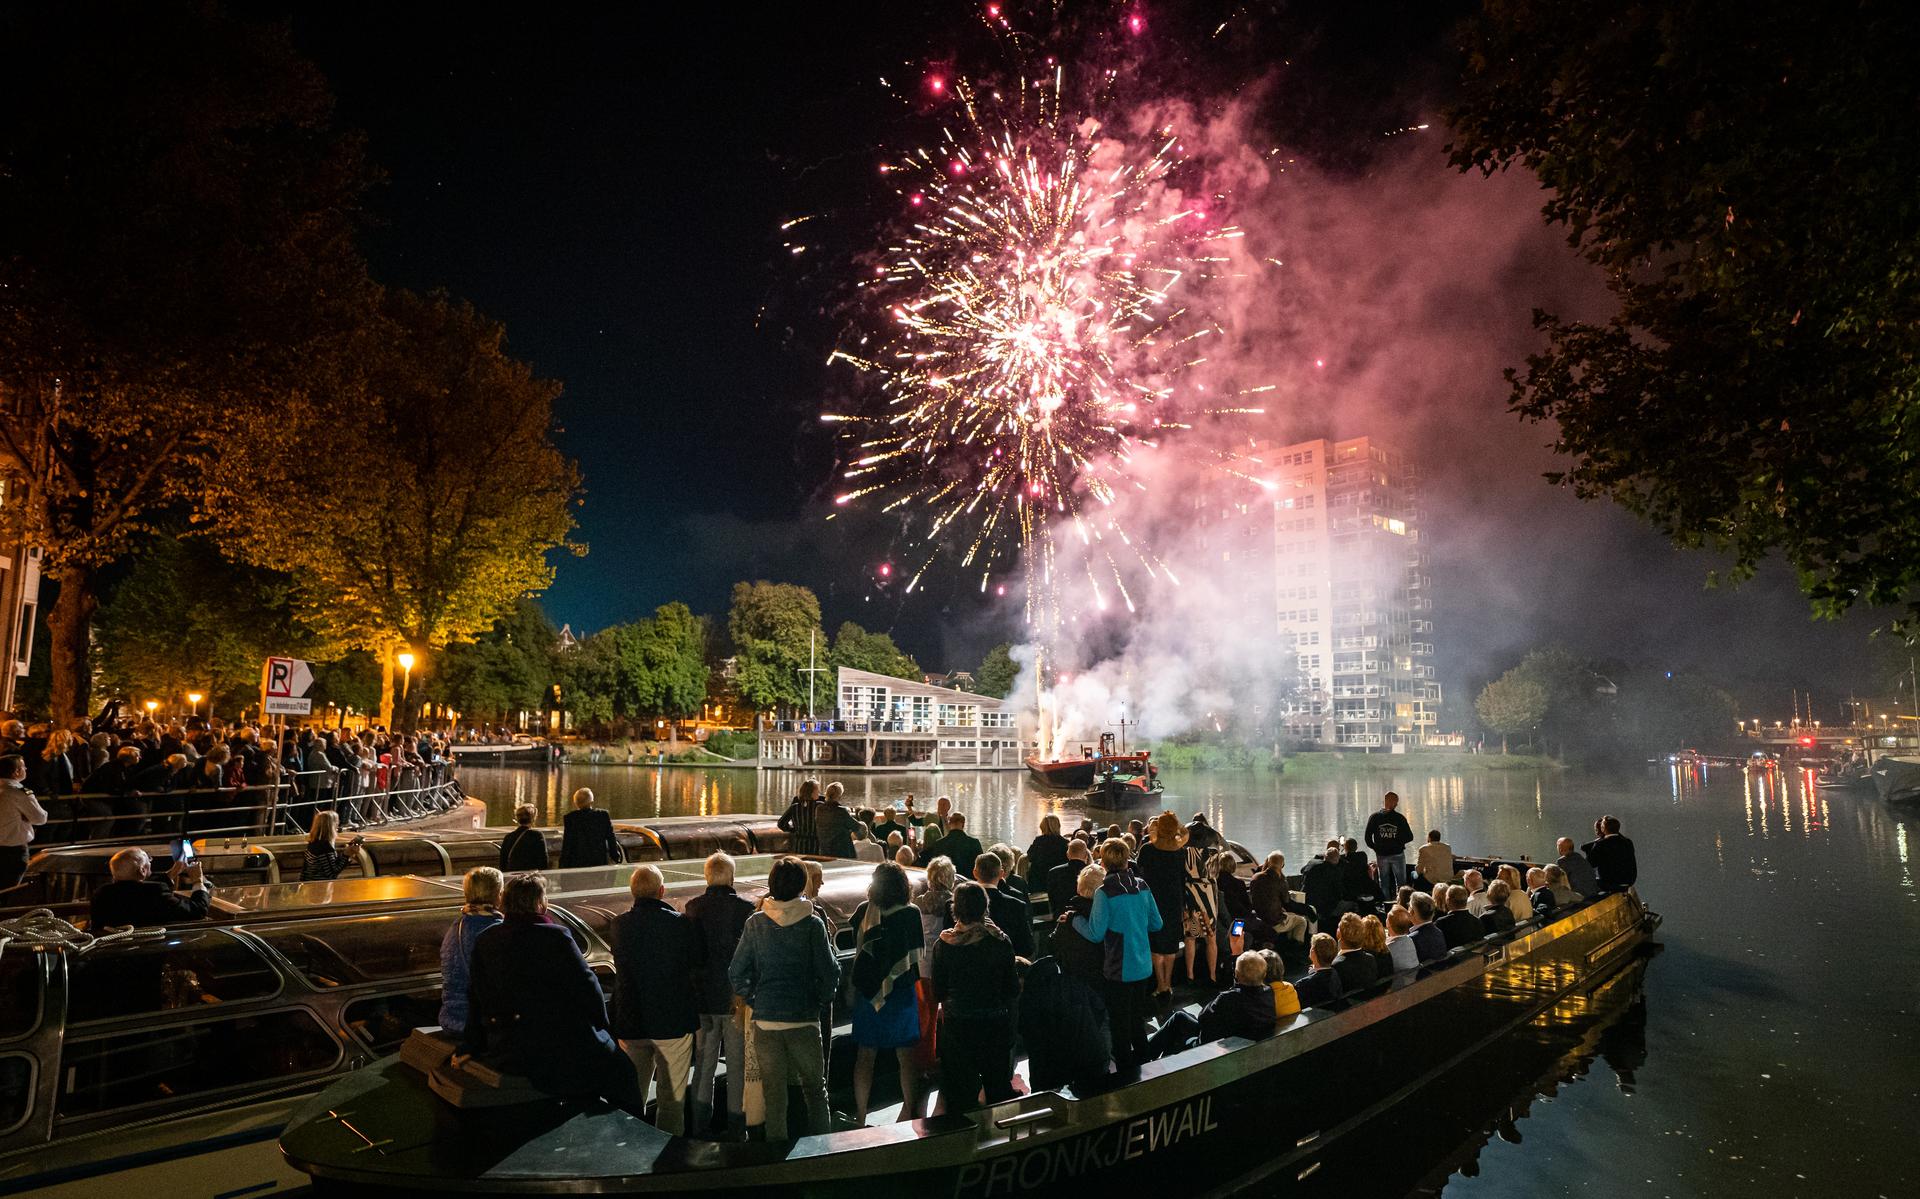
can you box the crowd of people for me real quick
[0,711,458,885]
[421,784,1638,1143]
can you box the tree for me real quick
[975,643,1019,699]
[598,603,710,722]
[0,3,374,717]
[1475,669,1549,754]
[726,582,825,714]
[94,533,316,718]
[425,598,557,725]
[1449,1,1920,623]
[213,289,580,727]
[829,621,921,682]
[1616,671,1739,753]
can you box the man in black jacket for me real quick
[460,873,641,1108]
[1198,952,1279,1043]
[973,851,1033,959]
[1582,816,1639,893]
[560,787,622,868]
[1045,838,1091,916]
[685,852,754,1138]
[930,883,1020,1109]
[610,864,703,1135]
[1363,792,1415,895]
[1435,885,1487,949]
[89,848,212,928]
[1019,955,1111,1087]
[1299,844,1347,933]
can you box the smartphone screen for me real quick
[1230,919,1245,938]
[170,837,195,866]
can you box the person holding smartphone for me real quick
[89,847,213,929]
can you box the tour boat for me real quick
[275,869,1661,1197]
[1870,754,1920,805]
[1026,732,1154,790]
[1082,761,1165,806]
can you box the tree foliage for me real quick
[0,2,374,716]
[425,598,557,724]
[829,621,921,682]
[974,643,1020,699]
[1449,1,1920,622]
[1474,670,1549,752]
[726,582,826,713]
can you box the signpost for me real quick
[262,657,314,716]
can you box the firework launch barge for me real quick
[278,888,1658,1197]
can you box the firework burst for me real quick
[820,40,1266,644]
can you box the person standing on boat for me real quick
[499,804,548,872]
[1024,813,1069,894]
[776,779,822,855]
[815,782,859,859]
[0,755,47,889]
[1300,842,1348,934]
[1582,816,1638,893]
[301,810,362,881]
[848,861,924,1124]
[1135,812,1190,997]
[610,865,703,1136]
[438,867,504,1036]
[560,787,622,868]
[1364,792,1415,895]
[935,812,984,880]
[1076,838,1162,1068]
[686,853,754,1139]
[728,857,839,1142]
[971,850,1033,959]
[930,881,1019,1110]
[1045,837,1091,916]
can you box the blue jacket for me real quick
[437,910,503,1033]
[1076,868,1161,983]
[728,898,840,1023]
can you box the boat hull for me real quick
[1026,754,1151,791]
[282,893,1657,1197]
[1871,755,1920,804]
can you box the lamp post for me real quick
[145,700,158,719]
[187,692,203,717]
[397,651,416,733]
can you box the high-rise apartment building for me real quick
[1193,435,1439,750]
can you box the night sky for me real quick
[282,2,1889,720]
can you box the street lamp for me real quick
[187,692,203,717]
[144,700,158,718]
[397,651,416,733]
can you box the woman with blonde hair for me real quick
[438,867,504,1035]
[499,802,547,872]
[1024,812,1069,892]
[1135,811,1191,996]
[301,809,362,881]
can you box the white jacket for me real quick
[0,779,49,848]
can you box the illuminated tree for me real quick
[974,643,1020,699]
[726,582,826,714]
[829,622,921,683]
[1474,669,1548,754]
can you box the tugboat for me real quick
[1083,756,1163,806]
[1026,731,1151,790]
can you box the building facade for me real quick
[1201,436,1439,750]
[757,667,1028,769]
[0,478,41,713]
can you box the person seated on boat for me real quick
[1214,849,1261,943]
[937,812,984,880]
[1340,837,1379,908]
[559,787,622,868]
[1544,864,1580,907]
[776,779,821,855]
[1360,914,1395,978]
[301,809,362,881]
[971,849,1034,959]
[1257,949,1303,1020]
[1436,885,1486,949]
[1186,811,1225,852]
[1406,893,1448,964]
[1525,867,1558,918]
[458,872,642,1111]
[1249,851,1311,954]
[610,864,703,1136]
[1471,869,1502,916]
[1046,836,1092,916]
[1496,865,1535,924]
[1395,884,1416,910]
[1480,881,1518,934]
[1291,934,1346,1009]
[1331,913,1380,991]
[988,843,1027,900]
[89,847,212,929]
[1197,952,1280,1044]
[498,803,548,873]
[849,861,925,1125]
[686,852,754,1139]
[1415,829,1455,886]
[852,820,887,862]
[1384,906,1420,972]
[1075,839,1162,1069]
[439,867,505,1038]
[1025,813,1070,893]
[1581,816,1638,893]
[893,842,917,869]
[871,806,907,844]
[1556,836,1599,897]
[1299,842,1348,934]
[728,857,840,1141]
[931,881,1020,1109]
[1018,933,1112,1090]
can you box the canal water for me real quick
[458,760,1917,1198]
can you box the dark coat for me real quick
[1024,833,1070,889]
[1051,899,1104,985]
[1410,921,1448,964]
[938,832,984,880]
[560,808,621,868]
[1436,910,1486,949]
[1482,903,1518,934]
[462,916,633,1102]
[1581,834,1638,892]
[1331,950,1379,992]
[609,896,703,1040]
[1339,853,1377,903]
[776,796,819,854]
[985,885,1033,959]
[1248,867,1293,928]
[1299,858,1345,925]
[815,802,858,859]
[1198,983,1278,1043]
[930,925,1018,1021]
[684,884,755,1015]
[89,879,211,929]
[1044,859,1084,916]
[1363,808,1414,859]
[499,826,548,873]
[1292,966,1345,1009]
[1018,956,1110,1088]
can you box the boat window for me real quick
[57,1009,340,1119]
[0,1055,33,1134]
[552,900,621,944]
[253,911,454,989]
[361,840,448,877]
[66,930,281,1024]
[344,991,442,1055]
[0,951,42,1041]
